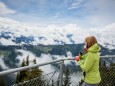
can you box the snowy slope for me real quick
[0,17,115,49]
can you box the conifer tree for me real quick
[78,79,84,86]
[29,58,44,86]
[16,59,29,83]
[29,58,42,79]
[16,57,45,86]
[26,55,29,66]
[63,67,71,86]
[0,76,6,86]
[52,80,55,86]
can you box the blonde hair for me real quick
[85,36,98,49]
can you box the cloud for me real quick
[15,50,75,74]
[68,0,85,10]
[16,50,56,74]
[0,0,114,27]
[79,0,115,26]
[0,17,115,49]
[0,56,9,70]
[0,2,16,15]
[0,38,17,45]
[53,13,60,18]
[64,0,115,27]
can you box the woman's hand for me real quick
[75,55,81,62]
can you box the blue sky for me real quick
[0,0,115,27]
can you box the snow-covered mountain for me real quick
[0,17,115,49]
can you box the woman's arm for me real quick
[78,53,94,72]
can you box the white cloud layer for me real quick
[0,17,115,49]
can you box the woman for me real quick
[76,36,101,86]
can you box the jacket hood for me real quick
[88,43,101,53]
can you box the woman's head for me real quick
[85,36,98,49]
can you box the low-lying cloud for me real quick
[16,50,76,74]
[0,55,9,70]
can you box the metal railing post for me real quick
[59,60,64,86]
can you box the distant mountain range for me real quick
[0,17,115,50]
